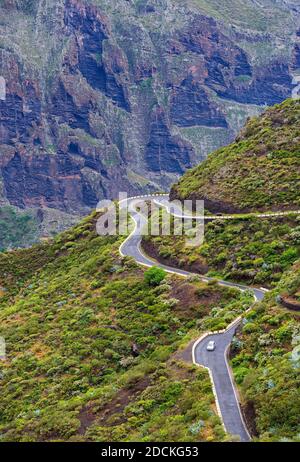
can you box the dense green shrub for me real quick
[144,267,166,287]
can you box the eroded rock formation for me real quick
[0,0,299,220]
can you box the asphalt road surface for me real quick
[194,322,250,442]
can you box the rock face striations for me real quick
[0,0,299,220]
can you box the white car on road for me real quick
[206,341,216,351]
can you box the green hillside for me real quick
[143,213,300,287]
[231,261,300,441]
[144,217,300,440]
[1,96,300,442]
[171,99,300,212]
[0,212,251,442]
[0,190,299,442]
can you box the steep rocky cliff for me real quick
[0,0,299,224]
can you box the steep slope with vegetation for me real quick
[141,222,300,441]
[143,213,300,287]
[142,97,300,441]
[171,99,300,212]
[231,262,300,441]
[0,212,252,442]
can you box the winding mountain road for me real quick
[193,323,251,442]
[119,194,267,442]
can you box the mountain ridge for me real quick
[0,0,299,232]
[170,98,300,212]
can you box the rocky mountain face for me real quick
[0,0,300,223]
